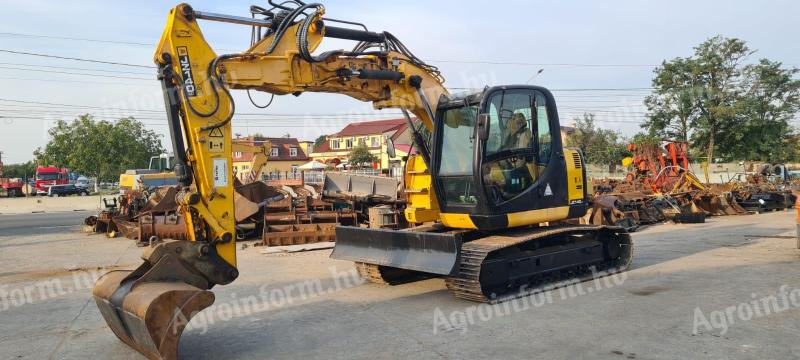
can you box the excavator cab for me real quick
[333,86,591,276]
[430,86,587,231]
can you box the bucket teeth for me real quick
[93,265,214,360]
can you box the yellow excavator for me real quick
[93,2,633,359]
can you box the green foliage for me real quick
[631,133,661,147]
[566,113,629,166]
[1,161,36,179]
[347,143,377,167]
[644,36,800,163]
[643,57,696,143]
[728,59,800,162]
[313,134,328,151]
[34,115,164,181]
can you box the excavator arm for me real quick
[93,3,448,359]
[232,140,271,184]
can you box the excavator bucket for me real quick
[92,241,230,360]
[93,273,212,360]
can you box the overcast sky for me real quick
[1,0,798,163]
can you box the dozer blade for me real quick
[93,240,237,360]
[332,225,464,275]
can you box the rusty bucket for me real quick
[93,271,213,359]
[92,240,235,360]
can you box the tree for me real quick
[35,115,164,181]
[644,36,800,163]
[347,143,377,168]
[566,113,628,168]
[730,59,800,162]
[1,161,36,179]
[313,134,328,151]
[643,57,697,143]
[689,36,752,163]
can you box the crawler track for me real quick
[445,225,633,303]
[355,262,435,285]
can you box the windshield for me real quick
[438,105,477,176]
[149,156,173,171]
[37,173,60,181]
[486,92,534,156]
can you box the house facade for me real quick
[232,136,309,181]
[310,118,411,169]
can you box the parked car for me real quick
[48,184,90,197]
[75,176,91,189]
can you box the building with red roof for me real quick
[232,136,310,180]
[309,118,412,169]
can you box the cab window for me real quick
[438,105,479,205]
[535,93,552,165]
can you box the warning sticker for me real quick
[544,183,553,196]
[213,158,228,188]
[209,128,224,137]
[208,139,224,153]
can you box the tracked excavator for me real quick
[93,2,633,359]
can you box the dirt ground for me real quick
[0,210,798,359]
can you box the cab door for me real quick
[475,86,567,218]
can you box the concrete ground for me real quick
[0,195,103,215]
[0,210,798,359]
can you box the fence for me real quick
[261,168,403,185]
[584,162,767,184]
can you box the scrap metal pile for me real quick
[586,141,796,231]
[85,172,405,247]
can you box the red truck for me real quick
[0,152,25,197]
[35,166,69,195]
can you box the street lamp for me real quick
[526,68,544,84]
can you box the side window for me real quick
[438,105,479,205]
[535,93,552,165]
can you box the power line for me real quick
[431,59,659,68]
[0,98,408,117]
[448,87,653,92]
[0,32,661,68]
[0,62,153,75]
[0,31,244,53]
[0,115,350,128]
[0,49,154,68]
[0,32,153,46]
[0,98,655,119]
[0,108,409,122]
[0,65,152,80]
[0,49,657,92]
[1,106,653,125]
[0,76,151,86]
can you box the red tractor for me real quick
[0,152,25,197]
